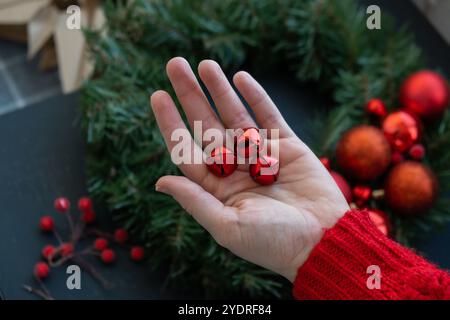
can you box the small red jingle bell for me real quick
[206,146,238,177]
[235,127,262,159]
[249,155,280,185]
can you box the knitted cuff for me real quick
[293,209,450,300]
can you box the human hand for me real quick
[150,57,349,282]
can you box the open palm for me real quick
[151,58,349,282]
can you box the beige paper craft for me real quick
[0,0,49,24]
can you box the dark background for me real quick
[0,0,449,299]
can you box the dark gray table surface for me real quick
[0,0,449,299]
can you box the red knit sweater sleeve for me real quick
[293,209,450,300]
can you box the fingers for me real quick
[150,90,209,183]
[166,57,225,135]
[198,60,257,129]
[233,71,295,139]
[155,175,236,244]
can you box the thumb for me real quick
[155,175,233,240]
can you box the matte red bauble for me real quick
[366,98,387,118]
[385,161,437,216]
[367,208,391,237]
[400,70,449,121]
[330,171,352,203]
[382,111,420,152]
[236,127,262,159]
[336,125,391,181]
[206,146,238,177]
[249,155,279,185]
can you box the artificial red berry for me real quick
[39,216,54,232]
[206,146,238,177]
[391,151,404,165]
[81,210,96,224]
[54,197,70,213]
[34,262,50,279]
[114,228,129,244]
[42,245,56,260]
[61,243,74,257]
[319,157,331,171]
[78,197,93,213]
[409,144,425,160]
[235,127,262,159]
[101,249,116,264]
[366,98,387,118]
[249,155,280,185]
[130,246,145,261]
[94,238,108,251]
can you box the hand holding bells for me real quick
[206,128,280,185]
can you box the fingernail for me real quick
[155,183,166,193]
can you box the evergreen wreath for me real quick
[81,0,450,298]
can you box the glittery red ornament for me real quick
[367,208,391,236]
[330,171,352,203]
[101,249,116,264]
[382,111,420,152]
[409,144,425,160]
[54,197,70,213]
[34,262,50,279]
[114,228,129,244]
[336,125,391,181]
[78,197,93,213]
[319,157,331,170]
[130,246,145,261]
[206,146,238,177]
[249,155,279,185]
[94,238,109,251]
[400,70,449,121]
[235,127,262,159]
[366,98,387,118]
[352,185,372,206]
[39,216,54,232]
[42,245,56,260]
[385,161,437,216]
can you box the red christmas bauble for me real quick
[366,98,387,118]
[382,111,421,152]
[34,262,50,279]
[235,127,262,159]
[400,70,449,121]
[385,161,437,216]
[249,155,279,185]
[54,197,70,213]
[336,125,391,181]
[367,208,391,236]
[101,249,116,264]
[130,246,145,261]
[330,171,352,203]
[206,146,238,177]
[39,216,54,232]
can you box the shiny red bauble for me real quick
[400,70,449,121]
[249,155,279,185]
[330,171,352,203]
[366,98,387,118]
[367,208,391,237]
[336,125,391,181]
[382,111,421,152]
[235,127,262,159]
[206,146,238,177]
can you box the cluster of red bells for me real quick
[205,128,279,185]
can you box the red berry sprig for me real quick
[54,197,70,213]
[39,216,54,232]
[101,249,116,264]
